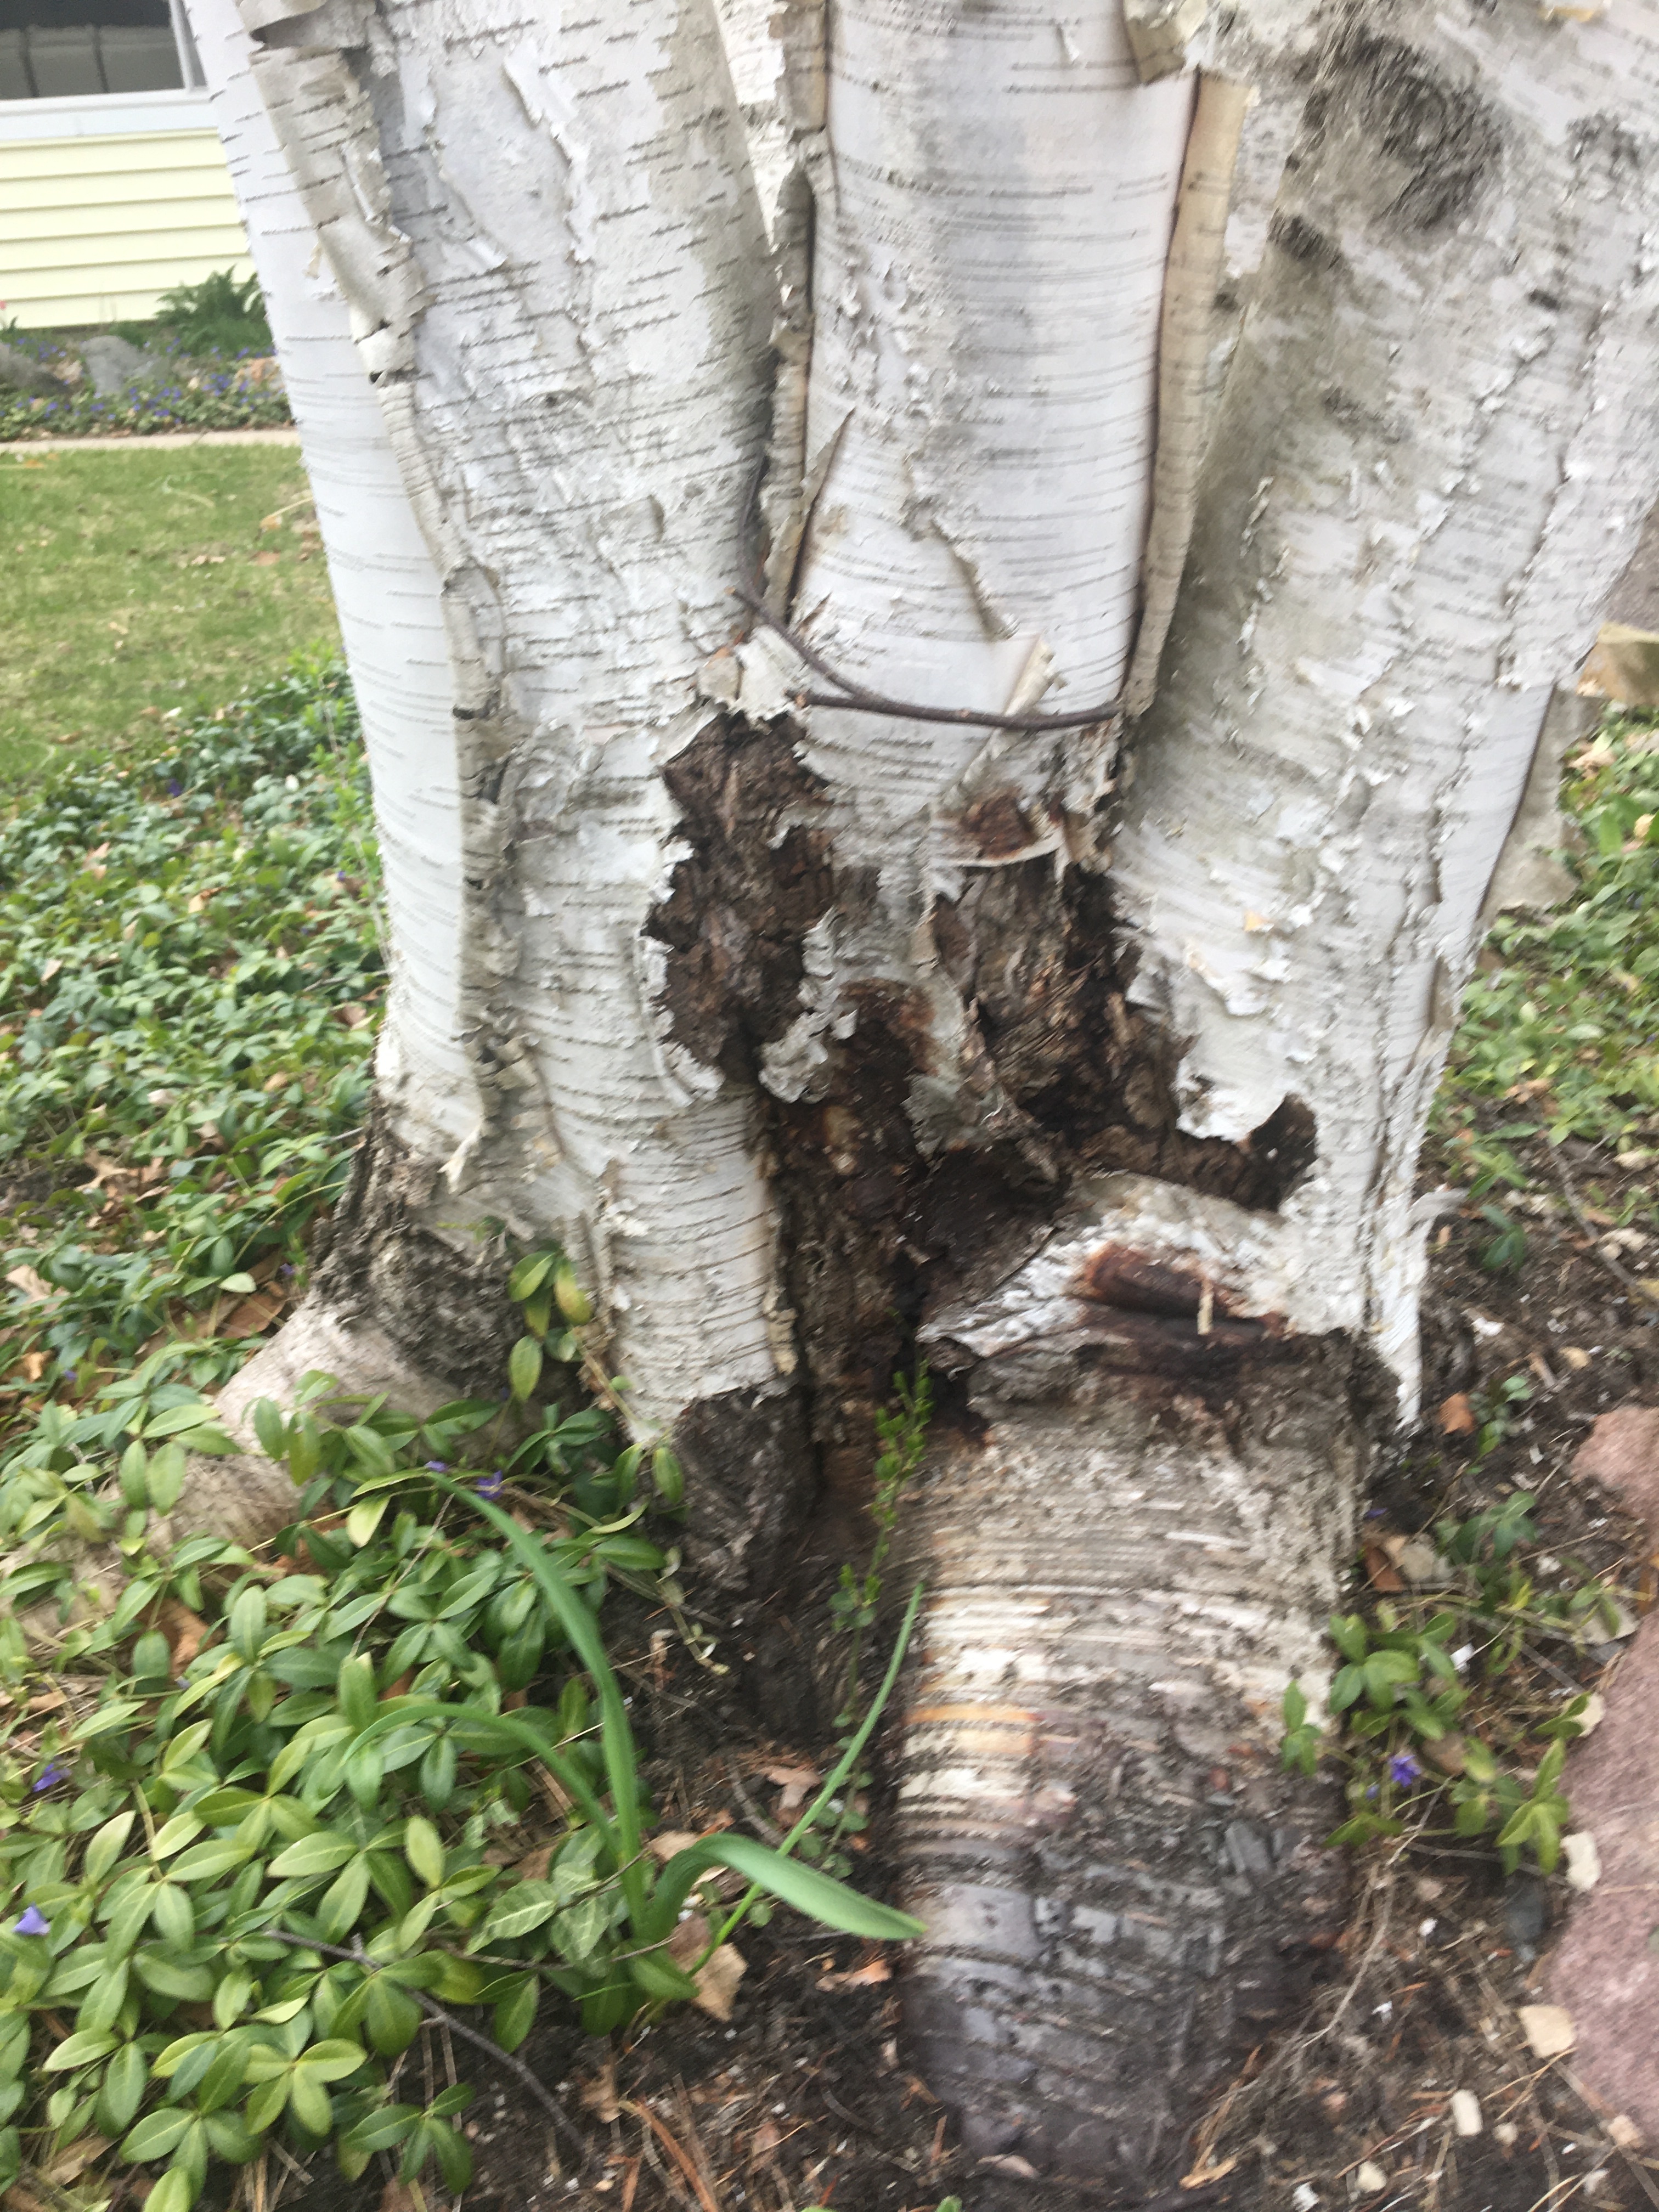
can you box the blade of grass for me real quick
[422,1472,646,1926]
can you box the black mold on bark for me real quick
[670,1383,815,1597]
[311,1102,520,1393]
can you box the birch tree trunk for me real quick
[190,0,1659,2179]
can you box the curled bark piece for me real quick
[1479,686,1593,926]
[1124,73,1252,718]
[1124,0,1209,84]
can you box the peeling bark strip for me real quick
[1124,71,1252,719]
[198,0,1659,2186]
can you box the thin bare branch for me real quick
[735,589,1121,732]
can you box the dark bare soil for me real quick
[252,1126,1659,2212]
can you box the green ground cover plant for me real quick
[0,382,291,447]
[0,1275,920,2210]
[0,662,376,1405]
[1279,1486,1614,1873]
[1442,707,1659,1209]
[1,279,288,444]
[0,448,338,782]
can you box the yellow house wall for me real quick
[0,125,250,328]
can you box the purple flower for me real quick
[1389,1752,1422,1789]
[473,1471,504,1499]
[13,1906,49,1937]
[30,1762,67,1794]
[425,1459,449,1472]
[167,780,182,797]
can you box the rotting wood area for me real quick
[646,709,1318,1534]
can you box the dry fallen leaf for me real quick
[44,2137,109,2185]
[647,1830,706,1863]
[816,1955,892,1991]
[222,1289,286,1338]
[666,1914,709,1966]
[764,1762,821,1816]
[377,2179,419,2212]
[5,1267,54,1305]
[1561,1346,1593,1370]
[155,1599,207,1671]
[251,550,280,567]
[1437,1392,1476,1436]
[693,1945,747,2022]
[580,2057,621,2125]
[1362,1542,1405,1594]
[1424,1733,1466,1776]
[1517,2003,1575,2058]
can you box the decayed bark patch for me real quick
[644,716,1357,2177]
[670,1382,815,1598]
[647,720,1320,1553]
[934,860,1315,1205]
[647,716,833,1085]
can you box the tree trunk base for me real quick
[894,1352,1358,2180]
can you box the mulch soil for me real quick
[255,1124,1659,2212]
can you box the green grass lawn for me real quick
[0,444,340,782]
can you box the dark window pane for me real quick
[0,0,171,31]
[20,23,102,93]
[98,21,181,87]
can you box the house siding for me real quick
[0,97,250,328]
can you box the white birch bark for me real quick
[223,0,799,1492]
[887,4,1659,2173]
[188,0,473,1174]
[190,0,1659,2177]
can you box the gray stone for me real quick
[0,340,64,398]
[78,335,172,394]
[1503,1872,1550,1960]
[1224,1818,1274,1882]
